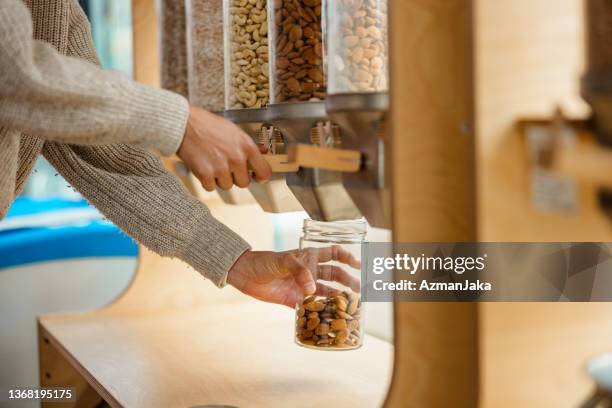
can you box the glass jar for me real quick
[186,0,225,111]
[268,0,327,103]
[295,218,366,350]
[326,0,388,94]
[224,0,270,109]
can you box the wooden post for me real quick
[132,0,159,87]
[384,1,479,407]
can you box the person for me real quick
[0,0,360,308]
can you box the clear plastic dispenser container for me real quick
[158,0,189,97]
[224,0,270,109]
[326,0,388,94]
[186,0,225,111]
[295,219,366,350]
[269,0,326,103]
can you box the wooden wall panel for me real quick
[476,1,612,406]
[132,0,159,87]
[476,0,596,241]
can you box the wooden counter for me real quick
[38,249,393,408]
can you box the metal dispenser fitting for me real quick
[326,93,390,228]
[250,125,302,212]
[224,108,302,213]
[268,102,362,221]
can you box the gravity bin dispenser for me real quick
[223,0,390,226]
[223,0,301,213]
[325,0,390,228]
[266,0,364,222]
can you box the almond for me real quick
[315,323,330,336]
[336,310,353,320]
[335,297,348,312]
[331,318,348,331]
[306,316,320,331]
[344,35,359,47]
[316,337,330,345]
[302,294,317,304]
[288,25,303,42]
[347,299,359,315]
[307,68,324,83]
[303,300,324,312]
[335,329,350,345]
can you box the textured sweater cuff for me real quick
[181,211,252,288]
[128,84,190,156]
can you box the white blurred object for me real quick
[0,258,136,408]
[0,207,102,231]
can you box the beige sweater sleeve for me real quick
[0,0,186,156]
[0,0,251,286]
[43,142,251,287]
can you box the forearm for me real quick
[43,142,251,286]
[0,0,187,156]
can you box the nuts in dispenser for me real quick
[186,0,225,111]
[328,0,388,93]
[270,0,326,103]
[159,0,189,97]
[295,291,363,349]
[226,0,270,109]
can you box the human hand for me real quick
[227,246,362,308]
[177,106,272,191]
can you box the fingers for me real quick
[246,144,272,183]
[315,245,361,269]
[315,281,338,297]
[215,165,233,190]
[318,264,361,292]
[280,291,299,308]
[230,161,250,188]
[193,164,216,192]
[285,255,316,295]
[201,176,216,192]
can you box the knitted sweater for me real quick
[0,0,250,287]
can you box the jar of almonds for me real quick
[224,0,271,109]
[327,0,388,94]
[295,219,366,350]
[268,0,327,103]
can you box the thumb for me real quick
[287,255,316,295]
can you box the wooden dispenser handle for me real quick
[287,144,362,172]
[554,138,612,189]
[169,148,360,174]
[262,154,300,173]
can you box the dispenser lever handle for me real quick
[287,144,362,173]
[262,154,300,173]
[554,140,612,189]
